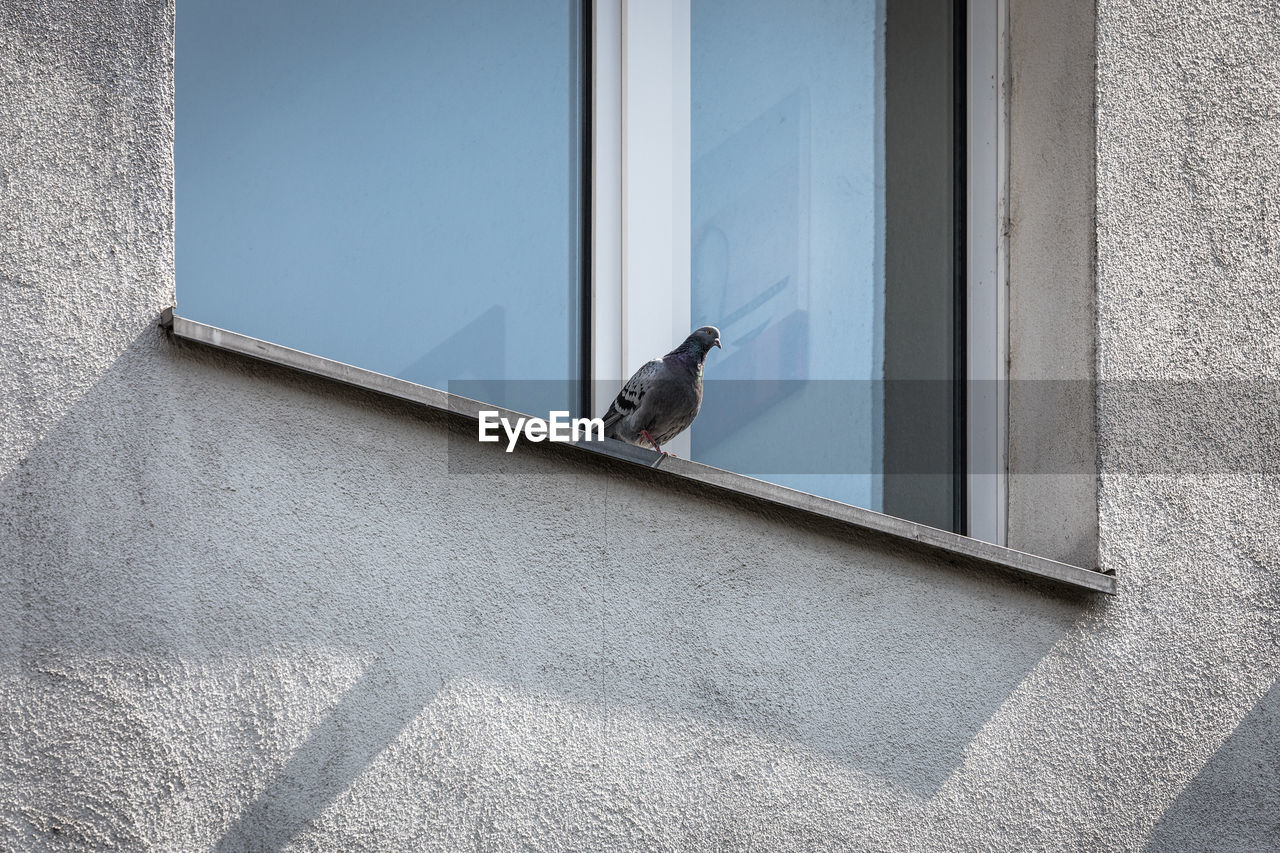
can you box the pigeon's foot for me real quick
[641,429,664,455]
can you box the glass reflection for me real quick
[690,0,959,529]
[177,0,585,416]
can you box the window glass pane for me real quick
[177,0,585,416]
[690,0,958,529]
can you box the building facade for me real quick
[2,0,1278,850]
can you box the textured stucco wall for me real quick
[2,1,1279,851]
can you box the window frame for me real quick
[965,0,1008,546]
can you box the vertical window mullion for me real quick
[965,0,1009,545]
[618,0,693,454]
[592,0,624,412]
[576,0,595,418]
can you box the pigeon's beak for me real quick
[713,338,722,349]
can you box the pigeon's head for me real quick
[687,325,722,354]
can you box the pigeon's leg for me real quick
[641,429,668,457]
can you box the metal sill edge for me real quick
[162,309,1116,595]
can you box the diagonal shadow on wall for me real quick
[1144,676,1280,852]
[1,323,1090,848]
[212,654,443,853]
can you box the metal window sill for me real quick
[161,309,1115,595]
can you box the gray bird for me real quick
[601,326,722,454]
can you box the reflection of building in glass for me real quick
[692,88,811,449]
[692,88,810,384]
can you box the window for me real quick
[176,0,589,418]
[595,0,1001,538]
[176,0,1005,542]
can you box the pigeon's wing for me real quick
[601,358,664,431]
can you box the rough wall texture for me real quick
[1,0,1278,850]
[1092,1,1280,847]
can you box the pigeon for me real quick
[601,326,722,455]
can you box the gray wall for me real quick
[3,0,1278,850]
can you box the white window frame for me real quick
[966,0,1009,545]
[591,0,1008,544]
[591,0,693,457]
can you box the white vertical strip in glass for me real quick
[593,0,625,411]
[621,0,693,456]
[966,0,1009,545]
